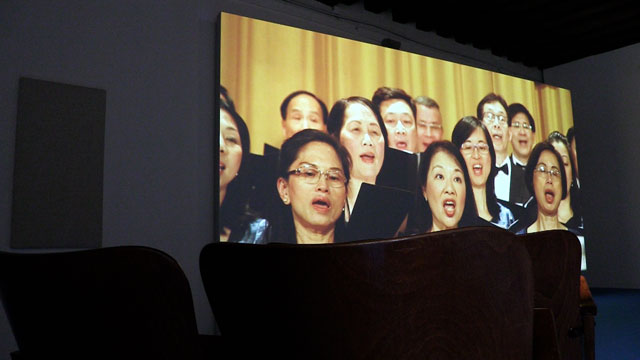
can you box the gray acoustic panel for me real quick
[11,77,105,248]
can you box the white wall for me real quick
[0,0,542,357]
[544,42,640,289]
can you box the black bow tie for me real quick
[496,163,509,175]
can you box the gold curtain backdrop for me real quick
[220,13,574,154]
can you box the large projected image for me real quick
[218,12,584,264]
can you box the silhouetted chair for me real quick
[0,246,203,360]
[579,275,597,360]
[516,230,595,360]
[200,226,534,359]
[532,307,561,360]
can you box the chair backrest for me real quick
[201,226,533,359]
[516,230,582,359]
[0,246,201,360]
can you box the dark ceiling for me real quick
[314,0,640,69]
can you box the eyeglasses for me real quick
[511,122,533,131]
[460,142,489,155]
[483,112,507,126]
[287,164,347,188]
[534,164,561,179]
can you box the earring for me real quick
[283,196,289,205]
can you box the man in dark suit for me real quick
[507,103,536,205]
[477,93,511,202]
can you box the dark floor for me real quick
[591,288,640,359]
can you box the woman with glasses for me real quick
[219,95,269,243]
[274,129,352,244]
[548,131,583,231]
[407,141,477,233]
[518,141,568,233]
[451,116,516,229]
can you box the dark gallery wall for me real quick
[0,1,209,357]
[2,0,632,357]
[544,42,640,289]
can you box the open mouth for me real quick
[544,190,555,204]
[519,140,528,147]
[472,164,483,176]
[443,199,456,217]
[312,197,331,213]
[492,133,502,143]
[360,152,375,164]
[395,141,408,149]
[219,162,226,174]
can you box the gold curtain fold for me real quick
[220,13,574,154]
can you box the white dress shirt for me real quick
[494,156,511,202]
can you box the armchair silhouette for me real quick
[200,226,535,359]
[516,230,595,360]
[0,246,203,360]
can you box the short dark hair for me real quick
[554,128,581,217]
[280,90,329,124]
[220,85,236,113]
[507,103,536,133]
[327,96,388,146]
[413,96,440,110]
[476,93,508,120]
[371,87,416,119]
[417,141,477,229]
[548,131,577,185]
[219,100,252,235]
[451,116,500,221]
[524,141,567,200]
[278,129,351,185]
[566,126,576,145]
[220,100,251,169]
